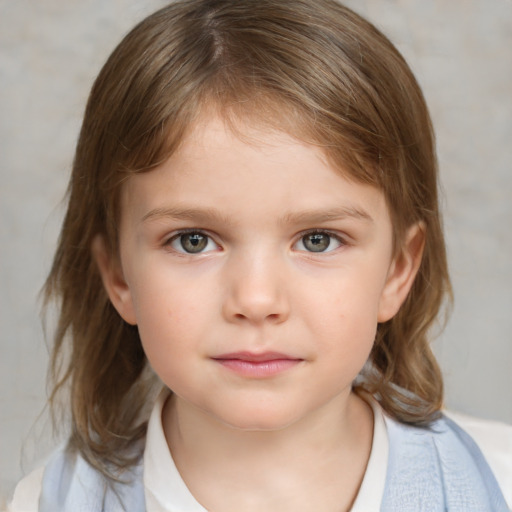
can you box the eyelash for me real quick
[164,228,347,255]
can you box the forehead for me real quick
[120,115,391,233]
[173,114,332,177]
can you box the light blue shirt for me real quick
[38,414,508,511]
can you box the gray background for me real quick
[1,0,511,506]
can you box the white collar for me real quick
[144,389,207,511]
[143,388,387,512]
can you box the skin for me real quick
[94,115,424,511]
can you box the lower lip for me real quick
[214,358,301,378]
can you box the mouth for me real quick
[211,351,303,378]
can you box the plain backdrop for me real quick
[1,0,511,505]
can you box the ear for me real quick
[91,235,137,325]
[377,223,425,323]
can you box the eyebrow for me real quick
[141,206,233,225]
[280,206,374,225]
[141,205,373,225]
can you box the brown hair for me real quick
[45,0,452,478]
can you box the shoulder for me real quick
[7,466,45,512]
[8,444,146,512]
[383,411,511,511]
[445,410,512,508]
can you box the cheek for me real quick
[129,260,210,324]
[135,298,205,393]
[309,269,384,322]
[127,274,207,360]
[304,273,382,357]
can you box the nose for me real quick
[222,250,290,325]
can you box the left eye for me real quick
[169,232,218,254]
[295,232,343,253]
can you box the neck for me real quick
[161,391,373,512]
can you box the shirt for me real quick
[9,389,512,511]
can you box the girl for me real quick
[9,0,512,510]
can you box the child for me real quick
[9,0,511,510]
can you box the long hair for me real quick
[45,0,452,478]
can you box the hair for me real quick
[45,0,452,479]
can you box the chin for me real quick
[213,405,300,433]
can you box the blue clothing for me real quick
[381,415,508,511]
[39,414,508,511]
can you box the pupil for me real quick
[182,233,207,253]
[304,233,329,252]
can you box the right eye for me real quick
[168,231,218,254]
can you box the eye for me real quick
[295,231,343,253]
[168,231,218,254]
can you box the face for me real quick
[96,116,421,432]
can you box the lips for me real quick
[212,351,302,378]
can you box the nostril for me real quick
[231,311,284,323]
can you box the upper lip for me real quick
[212,351,300,362]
